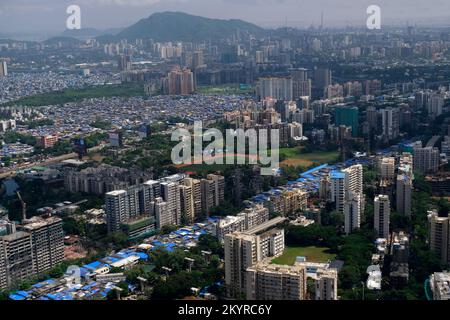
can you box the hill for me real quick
[110,11,265,42]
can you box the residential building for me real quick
[396,174,412,216]
[428,210,450,265]
[344,191,361,235]
[413,146,440,173]
[19,216,64,274]
[374,195,391,239]
[1,231,35,288]
[315,268,338,300]
[430,272,450,300]
[256,77,293,101]
[246,261,306,300]
[224,221,285,298]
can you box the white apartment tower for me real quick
[344,192,361,235]
[105,190,128,232]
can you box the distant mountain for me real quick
[107,11,265,42]
[43,36,83,45]
[61,27,124,40]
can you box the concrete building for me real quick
[201,174,225,214]
[256,77,293,101]
[344,191,361,235]
[379,157,396,181]
[151,197,172,229]
[161,66,196,95]
[396,174,412,216]
[105,190,129,233]
[291,68,311,99]
[413,146,440,173]
[428,210,450,265]
[216,205,270,241]
[64,165,153,195]
[330,170,346,213]
[179,184,195,225]
[19,216,64,274]
[0,239,7,289]
[183,178,202,219]
[381,108,399,141]
[246,261,306,300]
[374,195,391,239]
[1,231,35,288]
[315,268,338,300]
[216,215,246,242]
[0,60,7,77]
[330,164,364,214]
[224,221,285,298]
[430,272,450,300]
[161,181,181,226]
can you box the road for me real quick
[0,145,105,179]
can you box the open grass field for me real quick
[279,147,339,167]
[271,246,336,265]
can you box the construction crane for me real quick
[16,191,27,221]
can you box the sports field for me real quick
[271,246,336,265]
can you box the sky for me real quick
[1,0,450,35]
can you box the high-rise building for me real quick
[396,174,412,216]
[363,79,381,96]
[161,66,196,95]
[118,54,132,71]
[374,195,391,239]
[330,170,346,213]
[426,94,444,118]
[105,190,129,233]
[179,184,195,224]
[246,261,306,300]
[413,146,440,173]
[192,50,205,69]
[183,178,202,219]
[205,174,225,210]
[19,216,64,274]
[427,210,450,265]
[0,239,7,289]
[344,191,361,235]
[161,181,181,226]
[256,77,293,101]
[342,164,364,196]
[379,157,396,181]
[150,197,172,229]
[1,231,35,288]
[291,68,312,99]
[224,225,285,298]
[0,60,7,77]
[334,106,359,136]
[366,106,379,131]
[314,67,331,91]
[381,108,400,141]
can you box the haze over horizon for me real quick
[1,0,450,37]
